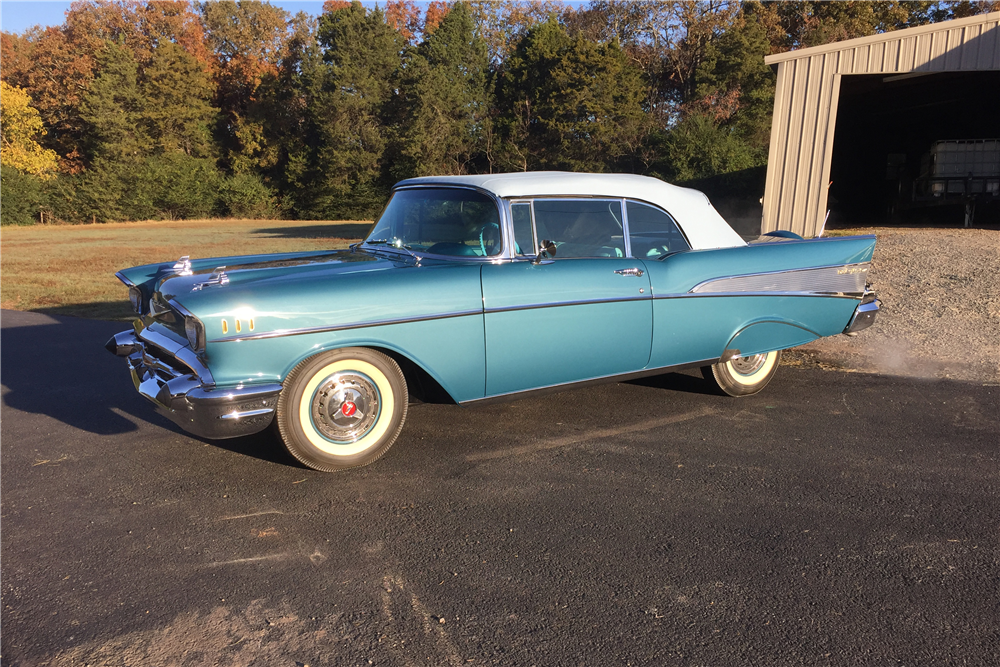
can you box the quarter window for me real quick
[626,201,689,258]
[532,199,625,259]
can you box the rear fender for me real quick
[725,320,820,358]
[644,235,876,369]
[650,235,876,294]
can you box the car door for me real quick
[481,198,652,397]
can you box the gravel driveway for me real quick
[785,228,1000,383]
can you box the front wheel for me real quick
[702,349,782,397]
[275,348,408,472]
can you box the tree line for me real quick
[2,0,994,225]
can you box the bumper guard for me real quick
[844,292,880,335]
[107,326,282,439]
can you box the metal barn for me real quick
[762,12,1000,236]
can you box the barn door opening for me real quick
[828,71,1000,227]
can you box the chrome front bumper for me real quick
[106,325,282,440]
[844,293,880,334]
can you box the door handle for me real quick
[614,268,644,277]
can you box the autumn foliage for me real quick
[1,0,992,225]
[0,82,60,177]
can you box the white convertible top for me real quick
[395,171,746,250]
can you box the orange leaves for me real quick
[423,1,451,36]
[385,0,422,42]
[64,0,211,67]
[322,0,352,13]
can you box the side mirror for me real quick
[532,239,557,264]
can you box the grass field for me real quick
[1,219,369,321]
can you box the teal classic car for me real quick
[107,172,879,472]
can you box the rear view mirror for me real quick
[532,239,557,264]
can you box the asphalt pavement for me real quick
[2,309,998,666]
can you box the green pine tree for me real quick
[78,41,151,163]
[496,18,649,173]
[297,1,404,218]
[395,2,491,178]
[694,2,776,154]
[142,41,218,158]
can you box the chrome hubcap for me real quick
[311,372,379,443]
[730,353,767,376]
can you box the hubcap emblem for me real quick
[311,372,380,443]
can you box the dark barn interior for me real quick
[829,71,1000,226]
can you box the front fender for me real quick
[204,313,487,404]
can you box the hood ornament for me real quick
[171,256,193,276]
[192,267,230,291]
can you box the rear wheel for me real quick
[275,348,407,472]
[702,350,782,397]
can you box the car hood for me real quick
[154,248,400,300]
[131,248,486,344]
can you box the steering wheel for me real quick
[479,222,501,256]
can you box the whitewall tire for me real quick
[276,348,407,472]
[702,349,782,397]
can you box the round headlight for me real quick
[128,286,143,314]
[184,316,206,354]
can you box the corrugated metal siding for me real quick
[762,13,1000,236]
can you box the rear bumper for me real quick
[107,325,282,439]
[844,293,880,334]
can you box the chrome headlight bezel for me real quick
[128,286,143,314]
[184,316,206,354]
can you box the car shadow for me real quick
[31,300,136,321]
[0,310,302,467]
[193,429,305,468]
[2,310,146,435]
[625,368,722,396]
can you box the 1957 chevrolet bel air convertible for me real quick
[107,172,879,472]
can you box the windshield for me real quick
[365,188,503,257]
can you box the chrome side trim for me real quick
[484,294,650,315]
[462,358,719,406]
[689,263,870,296]
[652,291,863,300]
[212,292,653,344]
[211,309,483,343]
[215,295,657,343]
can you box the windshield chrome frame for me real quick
[364,184,512,262]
